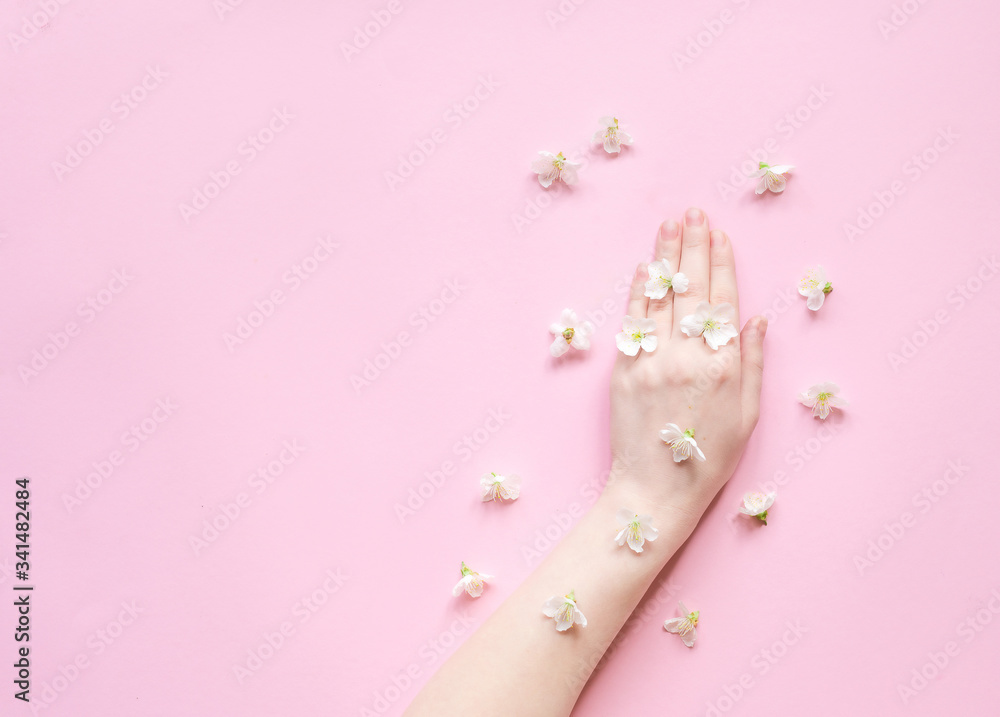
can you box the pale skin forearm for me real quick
[404,481,703,717]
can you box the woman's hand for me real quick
[405,209,768,717]
[606,207,767,521]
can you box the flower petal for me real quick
[637,317,657,333]
[616,333,639,356]
[542,596,562,617]
[663,617,684,633]
[679,315,703,337]
[712,302,736,324]
[627,529,644,553]
[660,423,682,442]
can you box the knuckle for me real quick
[711,292,737,307]
[682,278,707,297]
[647,297,672,313]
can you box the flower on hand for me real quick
[615,316,657,356]
[453,562,493,598]
[615,509,659,553]
[798,382,847,420]
[798,266,833,311]
[531,151,580,188]
[593,116,633,154]
[739,491,777,525]
[752,162,794,194]
[663,601,699,647]
[480,473,521,502]
[680,302,738,350]
[542,590,587,631]
[549,309,595,357]
[659,423,706,462]
[644,259,689,300]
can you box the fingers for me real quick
[646,219,681,337]
[673,207,711,323]
[739,316,767,432]
[616,263,649,366]
[625,262,649,320]
[708,229,740,327]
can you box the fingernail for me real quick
[757,316,768,338]
[685,207,704,226]
[710,230,727,247]
[663,219,679,239]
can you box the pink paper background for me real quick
[2,0,999,715]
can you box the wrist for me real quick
[596,476,706,551]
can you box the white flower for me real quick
[614,509,659,553]
[752,162,794,194]
[663,601,699,647]
[679,302,739,350]
[615,316,657,356]
[453,561,493,598]
[531,151,580,188]
[798,382,847,419]
[480,472,521,502]
[549,308,595,357]
[644,259,689,300]
[798,266,833,311]
[739,491,777,525]
[542,590,587,631]
[659,423,706,462]
[593,116,633,154]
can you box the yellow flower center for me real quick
[562,327,575,342]
[629,520,642,542]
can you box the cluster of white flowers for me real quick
[531,117,634,188]
[457,141,853,645]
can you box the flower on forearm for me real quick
[680,302,738,350]
[453,562,493,598]
[798,382,847,419]
[593,116,633,154]
[644,259,688,300]
[542,590,587,631]
[752,162,794,194]
[798,266,833,311]
[549,308,595,357]
[615,316,657,356]
[663,601,699,647]
[739,491,776,525]
[615,509,659,553]
[480,473,521,502]
[531,151,580,187]
[659,423,706,462]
